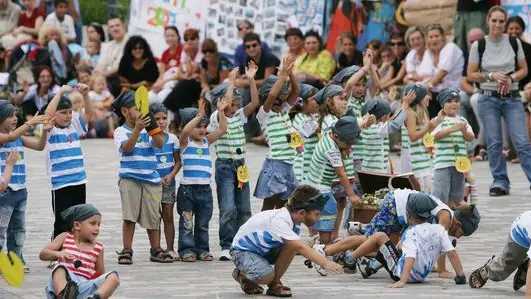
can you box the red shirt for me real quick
[160,44,183,70]
[18,8,44,28]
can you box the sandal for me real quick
[181,253,197,262]
[513,258,529,291]
[232,268,264,295]
[149,247,174,263]
[266,284,292,297]
[469,255,494,289]
[165,250,180,261]
[198,252,213,261]
[116,248,133,265]
[60,280,79,299]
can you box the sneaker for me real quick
[47,261,57,269]
[219,249,232,261]
[312,244,328,276]
[514,258,529,291]
[333,252,357,274]
[489,187,509,197]
[357,256,378,279]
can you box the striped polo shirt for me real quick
[0,138,26,190]
[362,123,390,172]
[321,114,356,181]
[154,133,179,179]
[181,137,212,185]
[307,132,344,191]
[210,109,247,160]
[431,116,472,170]
[256,104,295,163]
[114,125,161,185]
[292,112,319,183]
[46,113,88,190]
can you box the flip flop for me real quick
[266,284,292,297]
[469,255,494,289]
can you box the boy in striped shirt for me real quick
[177,98,229,262]
[209,63,259,261]
[150,102,181,261]
[44,84,95,240]
[112,90,171,264]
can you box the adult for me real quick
[404,26,427,85]
[86,22,105,43]
[199,38,233,93]
[12,65,59,119]
[337,32,363,70]
[295,30,336,88]
[35,23,73,83]
[279,27,305,68]
[233,20,271,69]
[150,26,183,104]
[0,0,21,49]
[117,35,159,91]
[506,16,531,89]
[453,0,491,54]
[467,6,531,196]
[95,15,128,97]
[381,33,407,89]
[0,0,42,50]
[421,24,464,118]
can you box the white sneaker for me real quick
[312,244,328,276]
[219,249,232,261]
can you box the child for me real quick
[469,210,531,295]
[112,90,172,264]
[361,98,411,173]
[401,84,440,192]
[209,62,259,262]
[254,56,300,211]
[0,100,50,270]
[150,102,181,261]
[44,0,76,43]
[43,84,94,242]
[177,98,229,262]
[231,185,344,297]
[292,83,319,183]
[83,40,101,70]
[89,74,115,138]
[0,149,19,193]
[40,204,119,299]
[69,92,84,114]
[431,88,475,206]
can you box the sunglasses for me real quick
[245,43,259,49]
[184,36,198,42]
[133,46,144,50]
[202,49,215,54]
[388,41,405,47]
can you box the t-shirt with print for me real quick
[511,210,531,256]
[394,223,454,282]
[231,207,301,256]
[209,108,247,160]
[431,116,473,170]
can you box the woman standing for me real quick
[117,35,159,91]
[467,6,531,196]
[506,16,531,89]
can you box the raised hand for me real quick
[134,114,151,132]
[245,61,258,79]
[217,96,231,111]
[198,98,207,117]
[5,150,20,166]
[43,117,56,132]
[59,85,73,94]
[229,67,239,83]
[76,83,89,96]
[28,112,51,126]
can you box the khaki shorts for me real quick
[119,178,162,230]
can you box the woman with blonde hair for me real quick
[36,23,70,82]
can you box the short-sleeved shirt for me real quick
[200,54,234,86]
[468,34,525,91]
[417,43,464,91]
[295,50,336,81]
[395,223,454,282]
[154,133,179,179]
[232,207,301,256]
[234,42,272,70]
[209,109,247,160]
[511,210,531,256]
[118,59,160,85]
[239,52,280,81]
[160,45,183,70]
[393,189,453,227]
[44,12,75,41]
[256,104,295,162]
[306,132,344,191]
[22,84,60,111]
[18,8,44,28]
[0,137,25,190]
[405,49,426,75]
[0,3,21,35]
[97,36,128,73]
[431,116,473,170]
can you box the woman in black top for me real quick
[506,15,531,89]
[199,39,234,94]
[118,35,160,91]
[337,32,363,70]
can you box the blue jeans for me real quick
[177,184,213,256]
[0,188,27,263]
[215,159,251,250]
[478,95,531,191]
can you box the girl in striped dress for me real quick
[208,63,260,261]
[254,56,300,211]
[401,84,442,192]
[292,84,319,183]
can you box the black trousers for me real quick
[428,92,442,119]
[51,184,86,238]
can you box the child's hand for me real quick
[43,117,55,132]
[245,61,258,79]
[362,50,372,70]
[28,112,51,126]
[134,114,150,132]
[388,281,406,288]
[76,83,89,96]
[60,85,73,94]
[198,98,207,117]
[349,194,361,205]
[5,150,20,166]
[388,87,398,102]
[361,113,376,128]
[459,122,468,134]
[56,250,75,261]
[162,173,175,187]
[228,67,239,83]
[438,271,454,279]
[217,96,231,111]
[402,90,416,108]
[323,261,344,275]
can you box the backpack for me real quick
[477,36,519,71]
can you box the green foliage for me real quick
[78,0,130,24]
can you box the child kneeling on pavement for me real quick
[230,185,344,297]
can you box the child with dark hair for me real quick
[44,0,76,43]
[231,185,344,297]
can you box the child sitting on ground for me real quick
[40,204,119,299]
[231,185,344,297]
[89,74,115,138]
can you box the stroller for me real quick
[0,40,40,97]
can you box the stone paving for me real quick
[0,139,530,298]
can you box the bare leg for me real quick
[122,220,135,249]
[331,197,346,240]
[324,235,368,256]
[147,229,161,248]
[261,195,281,211]
[94,272,120,299]
[319,231,332,245]
[270,242,298,287]
[161,203,176,256]
[352,232,389,259]
[52,267,68,295]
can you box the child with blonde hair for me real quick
[89,74,115,138]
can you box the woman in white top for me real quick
[404,26,427,85]
[13,65,60,120]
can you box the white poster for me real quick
[128,0,209,57]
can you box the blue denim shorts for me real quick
[253,159,297,201]
[432,167,465,203]
[230,249,274,282]
[312,192,337,232]
[45,265,118,298]
[364,192,403,237]
[161,181,176,205]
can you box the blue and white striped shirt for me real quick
[180,137,212,185]
[0,138,26,191]
[45,113,88,190]
[154,133,179,179]
[114,125,161,185]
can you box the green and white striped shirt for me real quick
[431,116,472,170]
[406,124,432,176]
[293,113,319,183]
[210,109,247,160]
[256,104,295,163]
[362,123,390,172]
[307,132,344,191]
[321,114,356,181]
[348,96,365,161]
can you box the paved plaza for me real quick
[0,139,530,298]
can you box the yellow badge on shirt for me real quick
[0,250,24,287]
[423,133,435,148]
[455,157,471,173]
[237,165,250,189]
[290,133,304,149]
[135,86,150,116]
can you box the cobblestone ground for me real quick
[0,139,530,298]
